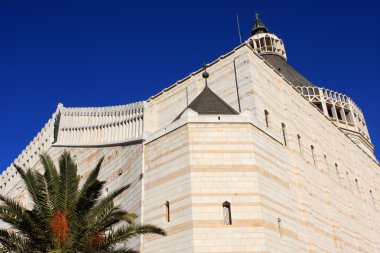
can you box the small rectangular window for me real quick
[370,190,376,206]
[345,109,353,124]
[165,201,170,222]
[345,172,351,188]
[281,123,287,146]
[314,102,323,112]
[336,107,343,121]
[297,135,302,156]
[355,179,361,194]
[326,104,334,118]
[335,163,340,182]
[311,145,316,167]
[264,110,269,128]
[223,201,232,225]
[277,217,282,237]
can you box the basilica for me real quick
[1,14,379,252]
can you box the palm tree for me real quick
[0,151,165,252]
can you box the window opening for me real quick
[165,201,170,222]
[313,102,323,112]
[281,123,287,146]
[344,109,353,124]
[277,217,282,237]
[311,145,316,167]
[326,104,334,118]
[260,38,265,49]
[264,110,269,128]
[335,163,340,182]
[297,135,302,156]
[223,201,232,225]
[345,171,351,188]
[355,179,361,194]
[336,106,344,121]
[370,190,376,206]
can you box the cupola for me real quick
[248,13,287,60]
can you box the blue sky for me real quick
[1,0,379,170]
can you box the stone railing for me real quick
[247,33,287,60]
[297,86,371,142]
[55,102,144,146]
[0,105,61,194]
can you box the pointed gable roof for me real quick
[174,86,238,121]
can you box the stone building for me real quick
[1,14,379,252]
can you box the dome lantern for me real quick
[248,13,287,61]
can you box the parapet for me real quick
[297,86,374,155]
[54,101,145,146]
[0,101,146,195]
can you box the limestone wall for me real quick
[144,45,256,134]
[242,47,380,252]
[140,43,380,252]
[143,124,193,252]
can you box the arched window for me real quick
[281,123,287,146]
[223,201,232,225]
[165,201,170,222]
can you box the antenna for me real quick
[186,86,189,106]
[236,13,242,44]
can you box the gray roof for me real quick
[252,13,269,35]
[174,86,238,121]
[262,54,315,87]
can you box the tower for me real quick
[248,13,287,60]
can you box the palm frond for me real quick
[34,172,54,222]
[107,248,139,253]
[14,164,40,208]
[40,153,60,208]
[75,180,105,216]
[0,194,26,220]
[0,229,31,252]
[83,157,104,188]
[5,153,165,252]
[58,151,78,213]
[87,184,130,220]
[75,157,105,215]
[101,224,166,249]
